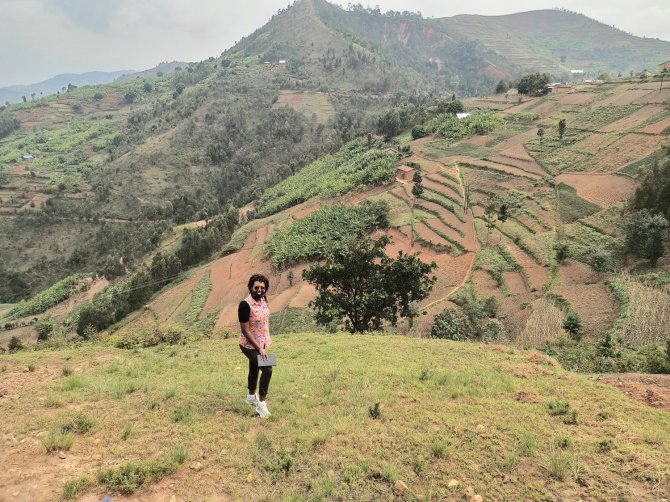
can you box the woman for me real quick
[238,273,273,418]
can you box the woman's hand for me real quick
[259,347,268,360]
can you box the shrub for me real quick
[112,321,187,349]
[547,400,570,416]
[368,402,382,419]
[562,311,584,341]
[97,447,187,495]
[41,430,75,452]
[482,318,508,344]
[430,308,469,340]
[63,476,93,500]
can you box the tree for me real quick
[484,202,497,244]
[412,171,423,184]
[411,183,423,197]
[8,336,23,352]
[495,80,508,94]
[497,203,510,234]
[303,236,436,333]
[622,209,669,266]
[517,73,551,96]
[537,127,545,144]
[563,310,584,341]
[558,118,566,140]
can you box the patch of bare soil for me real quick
[570,133,619,155]
[593,373,670,412]
[442,156,543,180]
[600,105,663,132]
[554,283,618,337]
[504,242,548,292]
[504,271,529,295]
[631,88,670,105]
[639,116,670,134]
[472,269,502,299]
[276,91,305,104]
[594,88,653,107]
[555,173,636,207]
[559,260,599,286]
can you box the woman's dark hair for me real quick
[248,273,269,292]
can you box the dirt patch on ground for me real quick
[559,260,599,286]
[504,242,548,292]
[600,105,664,132]
[276,92,305,104]
[570,133,619,155]
[593,373,670,412]
[472,270,501,299]
[504,271,529,295]
[594,88,653,107]
[590,133,661,172]
[555,173,636,207]
[444,156,543,180]
[554,283,618,337]
[639,116,670,134]
[556,92,598,106]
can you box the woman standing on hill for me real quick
[239,273,273,418]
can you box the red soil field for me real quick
[571,133,619,155]
[504,242,548,292]
[414,221,450,247]
[447,156,543,180]
[558,261,599,286]
[504,271,529,295]
[473,269,503,299]
[554,283,618,337]
[600,105,663,132]
[555,173,636,207]
[639,116,670,134]
[422,177,462,198]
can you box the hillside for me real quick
[442,9,670,77]
[0,71,136,105]
[2,0,670,301]
[1,334,669,500]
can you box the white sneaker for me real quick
[246,394,259,406]
[256,400,271,418]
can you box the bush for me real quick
[482,318,507,344]
[112,321,187,349]
[562,311,584,341]
[430,309,469,340]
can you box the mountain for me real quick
[1,0,670,302]
[0,70,136,105]
[441,9,670,77]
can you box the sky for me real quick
[1,0,670,88]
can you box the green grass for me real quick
[556,183,600,224]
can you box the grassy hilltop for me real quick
[1,333,669,500]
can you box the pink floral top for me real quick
[238,294,271,350]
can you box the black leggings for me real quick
[240,345,273,397]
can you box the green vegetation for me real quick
[269,201,389,269]
[474,245,521,289]
[257,138,397,217]
[556,183,600,224]
[303,235,436,332]
[1,333,669,500]
[425,112,503,140]
[516,73,551,96]
[2,273,90,320]
[98,446,188,495]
